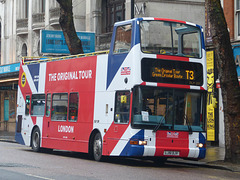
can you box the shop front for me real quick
[0,63,19,133]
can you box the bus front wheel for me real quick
[31,128,41,152]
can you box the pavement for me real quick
[1,130,240,172]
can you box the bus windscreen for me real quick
[140,20,202,58]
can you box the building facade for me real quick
[0,0,205,133]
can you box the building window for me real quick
[41,0,45,13]
[22,43,28,57]
[237,0,240,37]
[106,0,125,32]
[24,0,29,18]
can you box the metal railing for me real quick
[22,50,109,65]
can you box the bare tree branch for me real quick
[56,0,84,55]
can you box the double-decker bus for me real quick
[15,17,207,163]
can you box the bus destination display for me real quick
[141,58,203,86]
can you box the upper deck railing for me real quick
[22,50,109,65]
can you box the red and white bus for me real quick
[15,17,207,162]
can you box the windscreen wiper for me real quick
[184,114,192,134]
[153,109,169,132]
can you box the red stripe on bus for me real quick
[157,83,190,89]
[154,18,186,24]
[157,54,189,62]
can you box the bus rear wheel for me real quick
[92,132,102,161]
[31,128,41,152]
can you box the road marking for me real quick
[26,174,55,180]
[207,176,228,180]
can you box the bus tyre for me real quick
[31,128,41,152]
[92,132,102,161]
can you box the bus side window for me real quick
[114,91,130,124]
[113,24,132,54]
[31,94,45,116]
[46,93,51,117]
[25,95,30,116]
[68,92,79,121]
[51,93,68,121]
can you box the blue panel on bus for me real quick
[120,130,144,156]
[28,64,40,92]
[198,132,206,159]
[106,53,128,89]
[15,132,25,145]
[133,18,141,45]
[196,24,205,50]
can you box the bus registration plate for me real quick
[164,151,180,156]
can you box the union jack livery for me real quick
[15,17,207,163]
[121,67,131,75]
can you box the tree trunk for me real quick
[56,0,84,55]
[206,0,240,164]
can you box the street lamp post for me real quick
[131,0,134,19]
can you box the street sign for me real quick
[0,63,20,75]
[41,30,95,54]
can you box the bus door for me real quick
[22,95,31,133]
[106,91,131,155]
[44,93,78,149]
[44,93,51,141]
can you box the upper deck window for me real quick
[113,24,132,54]
[140,20,202,58]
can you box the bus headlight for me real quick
[130,140,147,145]
[196,143,205,148]
[139,140,147,145]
